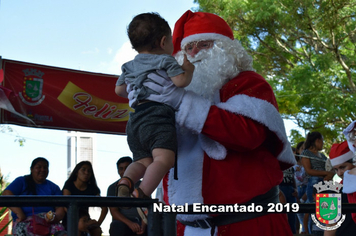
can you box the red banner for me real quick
[0,59,132,134]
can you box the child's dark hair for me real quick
[128,12,171,52]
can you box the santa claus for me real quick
[146,10,296,236]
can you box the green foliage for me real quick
[195,0,356,151]
[0,169,11,234]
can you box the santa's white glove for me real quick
[144,70,186,110]
[144,70,211,133]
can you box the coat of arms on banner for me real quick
[311,181,346,231]
[19,68,45,106]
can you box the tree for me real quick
[195,0,356,150]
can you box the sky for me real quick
[0,0,201,184]
[0,0,300,234]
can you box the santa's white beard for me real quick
[175,39,254,102]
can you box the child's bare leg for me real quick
[117,157,152,197]
[124,157,153,184]
[138,148,175,196]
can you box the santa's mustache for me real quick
[186,50,210,64]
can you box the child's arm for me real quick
[170,54,194,88]
[115,84,128,98]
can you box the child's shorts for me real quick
[126,102,177,161]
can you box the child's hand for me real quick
[181,54,195,74]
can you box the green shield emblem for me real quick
[316,193,342,224]
[19,68,46,106]
[25,79,41,99]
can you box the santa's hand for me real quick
[144,71,186,110]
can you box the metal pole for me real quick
[147,204,161,236]
[162,212,177,236]
[66,201,78,236]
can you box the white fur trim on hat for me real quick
[181,33,233,50]
[330,151,354,166]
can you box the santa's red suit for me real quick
[163,70,295,236]
[158,10,296,236]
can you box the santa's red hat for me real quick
[329,141,354,166]
[172,10,234,55]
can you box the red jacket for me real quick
[163,71,295,236]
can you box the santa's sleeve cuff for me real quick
[176,91,211,133]
[343,169,356,194]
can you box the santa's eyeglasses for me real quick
[183,40,214,53]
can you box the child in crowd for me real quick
[294,141,308,233]
[114,12,194,199]
[303,187,324,236]
[78,209,90,236]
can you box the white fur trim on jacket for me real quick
[169,129,210,222]
[199,134,227,160]
[176,91,211,133]
[216,94,296,165]
[176,91,226,160]
[342,170,356,194]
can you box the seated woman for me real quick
[62,161,108,236]
[2,157,66,236]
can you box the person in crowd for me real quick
[301,132,335,203]
[62,161,108,236]
[107,157,147,236]
[294,141,308,234]
[114,12,194,199]
[324,141,356,236]
[2,157,66,236]
[142,10,296,236]
[301,132,334,233]
[279,146,298,234]
[77,209,90,236]
[303,187,324,236]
